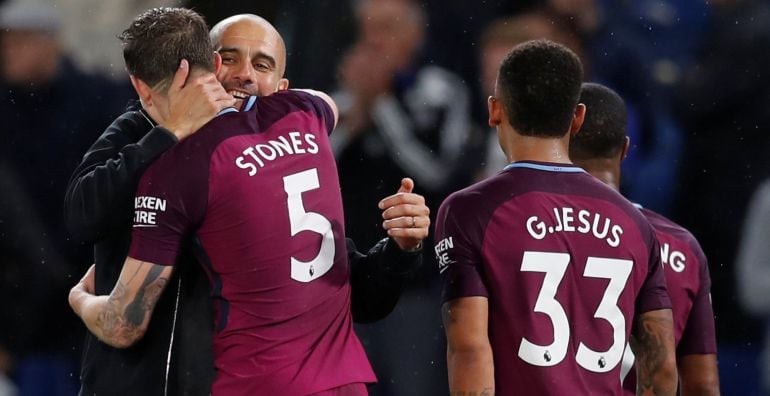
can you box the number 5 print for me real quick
[283,168,335,282]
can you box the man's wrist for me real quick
[398,241,423,253]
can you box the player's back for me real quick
[435,161,669,395]
[619,207,716,393]
[639,208,712,346]
[132,91,374,394]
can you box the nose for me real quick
[233,61,255,85]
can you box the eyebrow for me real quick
[218,47,277,68]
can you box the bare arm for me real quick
[69,257,173,348]
[442,297,494,395]
[679,354,720,396]
[630,308,677,395]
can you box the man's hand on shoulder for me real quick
[163,59,236,140]
[379,177,430,252]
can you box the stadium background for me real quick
[0,0,767,394]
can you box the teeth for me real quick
[228,90,248,99]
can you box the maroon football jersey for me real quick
[434,161,670,395]
[620,206,717,393]
[129,91,374,395]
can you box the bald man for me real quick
[211,14,289,99]
[67,11,427,396]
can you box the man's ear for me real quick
[620,136,631,161]
[277,78,289,91]
[129,75,153,105]
[570,103,586,135]
[488,96,502,127]
[213,52,223,74]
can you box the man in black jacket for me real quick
[65,9,428,395]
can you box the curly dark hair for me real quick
[570,82,628,160]
[496,39,583,137]
[120,7,214,91]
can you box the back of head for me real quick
[570,82,627,160]
[496,39,583,137]
[120,7,213,91]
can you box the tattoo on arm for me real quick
[632,314,671,394]
[96,263,168,344]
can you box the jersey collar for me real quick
[503,161,586,173]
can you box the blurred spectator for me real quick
[546,0,685,216]
[332,0,475,251]
[331,0,475,393]
[57,0,181,79]
[0,0,131,394]
[475,10,585,180]
[675,0,770,344]
[420,0,538,122]
[272,0,357,92]
[737,179,770,394]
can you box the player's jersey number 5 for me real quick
[283,168,335,283]
[518,251,632,373]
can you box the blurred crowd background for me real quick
[1,0,769,394]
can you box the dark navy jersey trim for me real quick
[503,161,586,173]
[243,95,257,111]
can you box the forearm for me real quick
[69,258,171,348]
[678,354,720,396]
[447,346,495,395]
[631,310,678,395]
[70,287,145,349]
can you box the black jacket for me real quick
[64,102,421,395]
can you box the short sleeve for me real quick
[290,91,336,134]
[434,193,488,303]
[128,150,208,266]
[635,233,672,314]
[678,249,718,355]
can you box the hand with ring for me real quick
[378,177,430,251]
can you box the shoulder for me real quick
[641,208,706,261]
[440,176,497,211]
[256,90,337,132]
[437,175,507,229]
[112,109,151,132]
[260,90,333,113]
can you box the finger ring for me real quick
[411,216,416,228]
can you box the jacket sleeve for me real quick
[64,110,177,242]
[348,237,422,323]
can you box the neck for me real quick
[502,128,573,165]
[574,158,621,191]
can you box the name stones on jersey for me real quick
[526,206,624,247]
[235,131,319,176]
